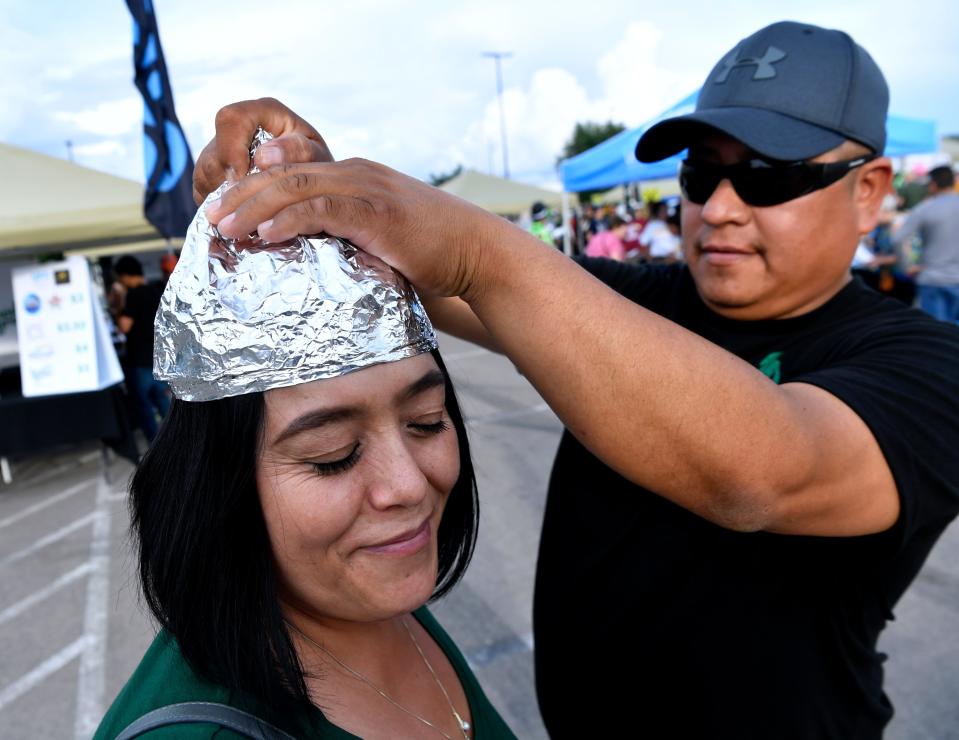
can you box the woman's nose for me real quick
[365,438,430,511]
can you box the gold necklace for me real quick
[286,617,471,740]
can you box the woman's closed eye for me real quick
[408,418,451,435]
[311,444,361,476]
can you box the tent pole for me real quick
[561,192,572,256]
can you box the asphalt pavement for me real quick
[0,332,957,739]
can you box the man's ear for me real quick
[854,157,893,235]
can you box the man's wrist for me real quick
[458,212,514,306]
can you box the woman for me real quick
[94,350,515,739]
[95,135,516,737]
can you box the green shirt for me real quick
[95,607,517,739]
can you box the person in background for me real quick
[584,214,628,260]
[528,201,554,245]
[640,200,682,262]
[114,255,170,442]
[159,252,179,283]
[578,203,598,250]
[852,194,916,305]
[893,165,959,322]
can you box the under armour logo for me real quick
[715,45,787,83]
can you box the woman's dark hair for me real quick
[130,349,478,714]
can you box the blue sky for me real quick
[2,0,957,188]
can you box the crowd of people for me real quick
[93,19,959,740]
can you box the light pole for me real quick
[482,51,512,179]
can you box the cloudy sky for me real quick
[2,0,957,189]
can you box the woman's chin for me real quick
[369,565,440,618]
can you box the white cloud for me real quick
[452,21,703,184]
[596,22,700,124]
[73,140,126,158]
[3,0,958,191]
[54,97,140,137]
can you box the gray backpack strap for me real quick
[113,701,298,740]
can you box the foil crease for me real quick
[154,128,436,402]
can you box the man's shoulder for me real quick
[573,256,684,300]
[821,282,959,354]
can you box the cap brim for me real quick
[636,107,846,162]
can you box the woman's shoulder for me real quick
[93,629,243,740]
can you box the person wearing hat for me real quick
[528,201,555,245]
[199,21,959,738]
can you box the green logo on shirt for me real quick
[758,351,783,384]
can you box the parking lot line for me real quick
[0,480,93,531]
[74,477,115,739]
[0,636,90,712]
[0,562,94,628]
[0,513,96,569]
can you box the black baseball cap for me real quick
[636,21,889,163]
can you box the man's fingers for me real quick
[258,196,378,246]
[253,133,334,170]
[217,97,329,167]
[193,138,224,204]
[209,163,367,237]
[206,166,303,228]
[211,101,266,182]
[194,98,332,203]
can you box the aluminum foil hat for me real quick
[154,129,436,402]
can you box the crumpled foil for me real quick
[153,128,436,402]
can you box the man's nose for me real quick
[700,178,750,225]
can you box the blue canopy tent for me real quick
[559,90,940,193]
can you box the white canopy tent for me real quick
[0,142,173,259]
[439,168,563,217]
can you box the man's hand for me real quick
[192,98,334,204]
[204,158,512,301]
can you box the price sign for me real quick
[12,256,123,397]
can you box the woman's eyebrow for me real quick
[271,370,444,445]
[400,370,446,402]
[272,407,358,445]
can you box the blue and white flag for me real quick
[126,0,195,238]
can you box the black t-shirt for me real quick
[121,281,164,368]
[534,261,959,739]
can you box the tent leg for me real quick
[562,192,572,256]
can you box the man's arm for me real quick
[423,296,502,354]
[463,221,898,537]
[200,102,899,539]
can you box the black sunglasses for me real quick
[679,153,880,207]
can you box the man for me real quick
[114,255,170,442]
[198,22,959,738]
[893,165,959,322]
